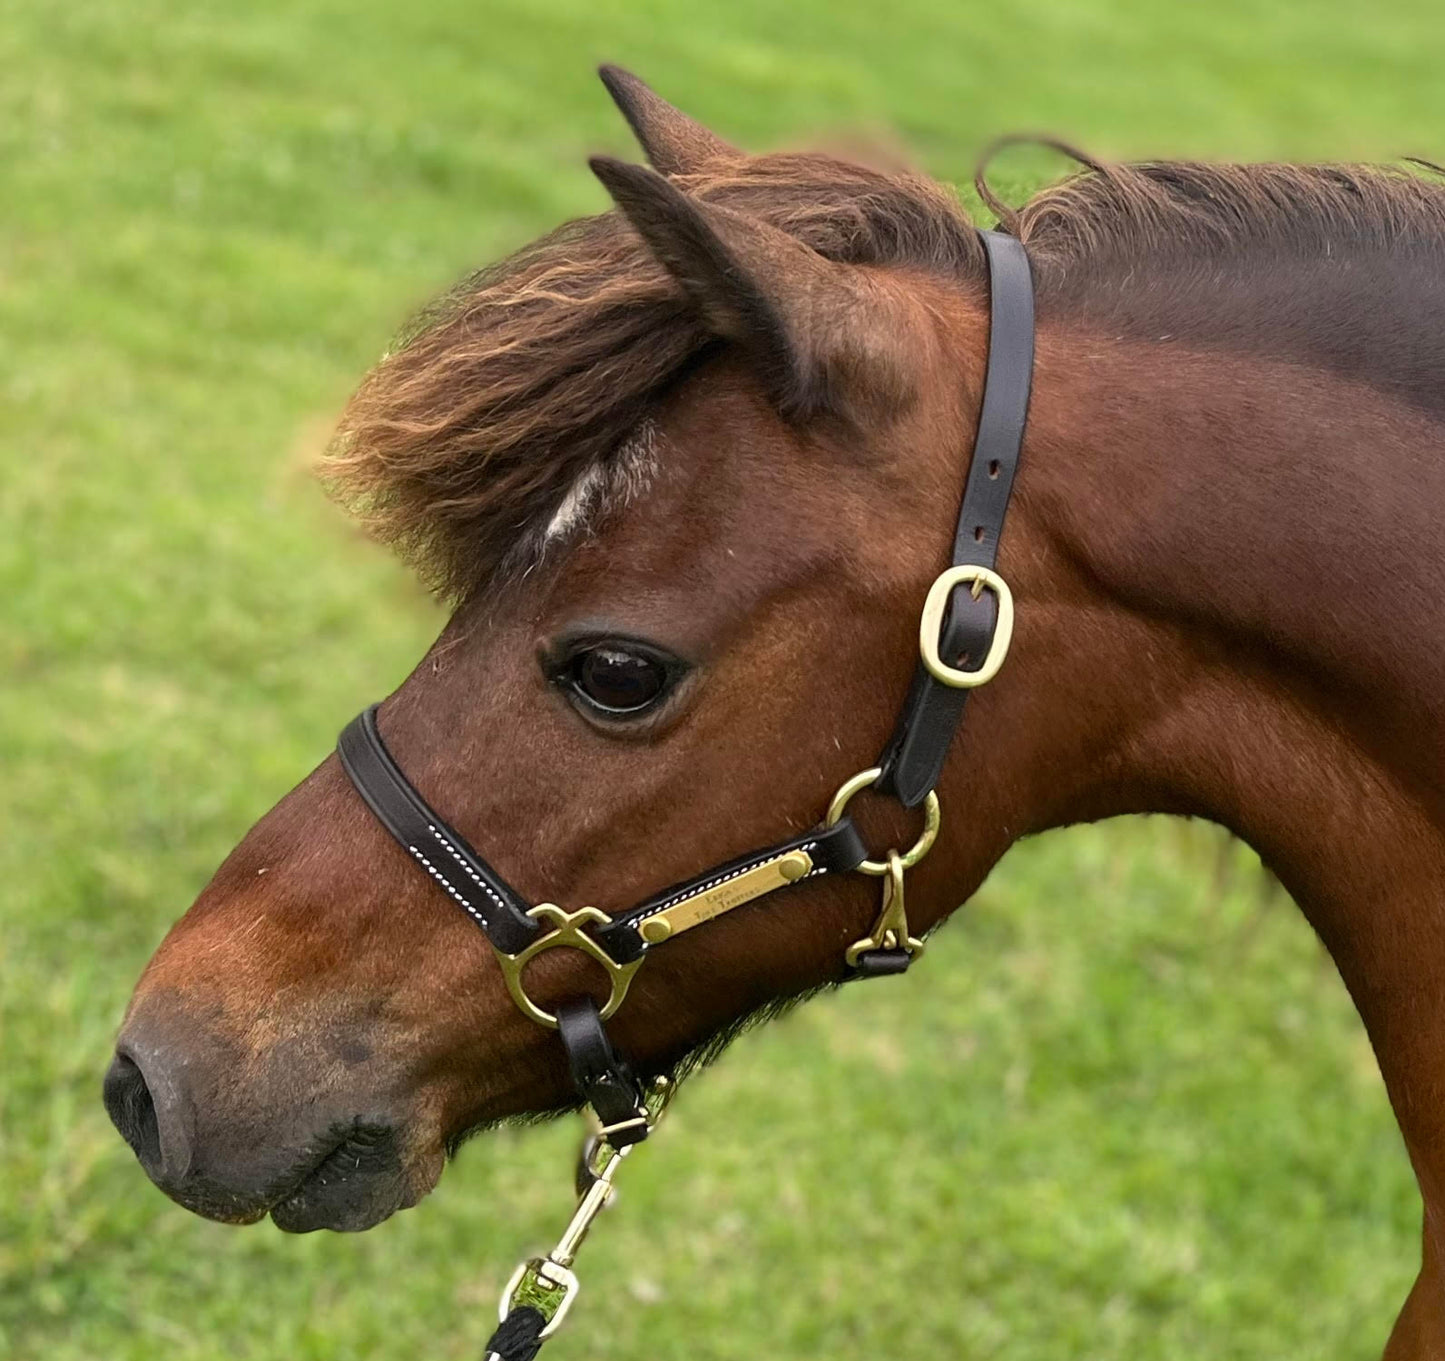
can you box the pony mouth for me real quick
[267,1122,414,1234]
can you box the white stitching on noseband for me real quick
[407,847,491,930]
[427,825,509,914]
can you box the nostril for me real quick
[103,1052,162,1174]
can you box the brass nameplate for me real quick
[636,850,813,944]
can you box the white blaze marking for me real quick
[541,420,660,546]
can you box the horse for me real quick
[102,67,1445,1356]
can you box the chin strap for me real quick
[485,1010,674,1361]
[555,998,651,1148]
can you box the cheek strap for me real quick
[874,230,1034,807]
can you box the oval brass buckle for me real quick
[497,904,642,1030]
[825,767,940,876]
[918,564,1014,688]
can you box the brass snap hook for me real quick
[845,849,926,967]
[500,1078,674,1343]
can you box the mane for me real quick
[324,153,1445,598]
[1017,159,1445,426]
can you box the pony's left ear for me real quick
[598,66,741,176]
[590,155,914,425]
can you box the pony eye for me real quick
[566,644,672,716]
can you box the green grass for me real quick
[3,1,1439,1356]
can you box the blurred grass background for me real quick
[3,0,1441,1356]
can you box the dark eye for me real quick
[565,644,673,716]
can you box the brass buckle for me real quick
[496,904,642,1031]
[825,766,940,876]
[918,564,1014,688]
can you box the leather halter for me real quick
[336,229,1034,1130]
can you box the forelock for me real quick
[318,152,981,600]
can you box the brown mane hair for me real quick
[324,151,1445,599]
[1018,159,1445,424]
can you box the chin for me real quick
[268,1170,416,1233]
[266,1128,444,1234]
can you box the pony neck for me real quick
[992,318,1445,1264]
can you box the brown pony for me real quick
[104,69,1445,1356]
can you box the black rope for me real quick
[483,1306,548,1361]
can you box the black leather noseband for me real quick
[338,703,872,969]
[336,229,1034,1121]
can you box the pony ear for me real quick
[590,155,912,424]
[598,66,741,176]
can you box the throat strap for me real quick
[876,231,1035,806]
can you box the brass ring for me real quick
[824,766,941,875]
[496,904,642,1030]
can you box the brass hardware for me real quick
[918,564,1015,688]
[845,849,925,967]
[496,903,643,1030]
[500,1255,580,1341]
[575,1077,675,1194]
[552,1150,620,1265]
[500,1077,674,1342]
[499,1141,619,1339]
[632,849,813,946]
[640,1073,675,1124]
[825,767,940,876]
